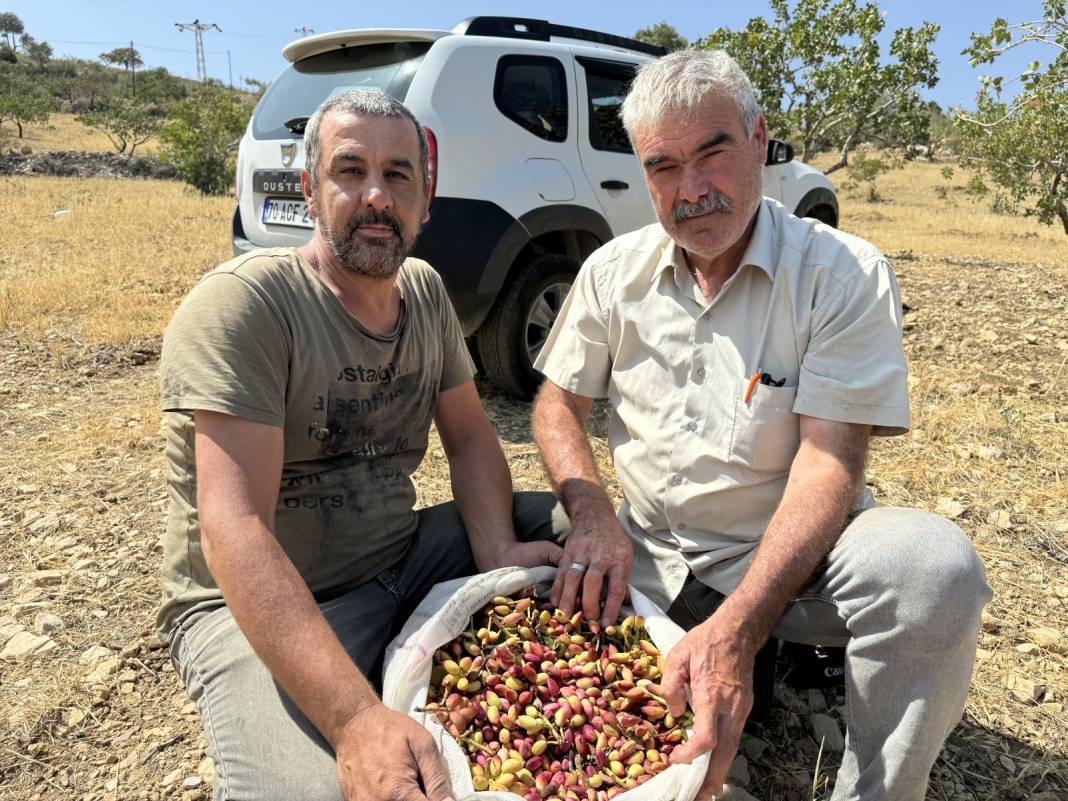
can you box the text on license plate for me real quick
[261,197,312,228]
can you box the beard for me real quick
[319,207,418,280]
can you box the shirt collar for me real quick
[653,199,778,285]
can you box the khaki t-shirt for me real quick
[157,248,475,638]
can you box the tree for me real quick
[957,1,1068,234]
[0,63,54,137]
[100,45,143,86]
[77,68,183,155]
[54,60,115,110]
[925,101,961,158]
[159,85,253,194]
[0,11,23,50]
[20,34,51,71]
[841,150,897,201]
[698,0,939,174]
[242,75,268,97]
[634,21,688,52]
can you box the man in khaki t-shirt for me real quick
[160,91,562,801]
[533,51,991,801]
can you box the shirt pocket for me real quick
[728,384,800,472]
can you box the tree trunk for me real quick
[16,120,23,138]
[1057,198,1068,236]
[824,127,861,175]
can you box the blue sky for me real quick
[9,0,1054,109]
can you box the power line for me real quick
[47,38,225,55]
[223,31,295,39]
[175,19,222,82]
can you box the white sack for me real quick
[382,566,709,801]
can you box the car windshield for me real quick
[252,41,432,140]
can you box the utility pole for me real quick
[226,49,233,89]
[175,19,221,82]
[294,26,315,37]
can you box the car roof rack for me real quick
[452,16,667,58]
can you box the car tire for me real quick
[794,187,839,228]
[475,253,579,400]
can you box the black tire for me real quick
[475,254,579,399]
[794,187,839,228]
[802,203,838,227]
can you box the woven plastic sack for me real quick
[382,565,709,801]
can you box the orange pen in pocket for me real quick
[743,369,762,404]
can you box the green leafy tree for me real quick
[100,45,143,86]
[78,62,115,110]
[53,60,116,110]
[957,1,1068,234]
[242,75,268,97]
[698,0,939,174]
[159,85,252,194]
[20,34,51,71]
[77,68,183,155]
[925,101,961,158]
[634,21,688,52]
[841,150,898,201]
[0,11,23,50]
[0,63,54,137]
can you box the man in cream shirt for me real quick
[533,50,991,801]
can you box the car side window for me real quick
[494,55,568,143]
[579,58,637,154]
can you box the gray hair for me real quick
[304,89,429,190]
[620,49,761,142]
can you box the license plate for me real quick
[261,197,312,229]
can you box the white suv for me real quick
[233,16,839,398]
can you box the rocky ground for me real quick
[0,150,177,181]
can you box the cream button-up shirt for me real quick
[535,199,909,611]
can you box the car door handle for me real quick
[600,180,629,190]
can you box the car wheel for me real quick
[794,187,839,228]
[476,253,578,400]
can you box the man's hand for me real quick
[534,381,633,627]
[660,617,756,800]
[335,703,455,801]
[475,539,564,573]
[549,509,632,627]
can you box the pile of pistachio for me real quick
[423,593,692,800]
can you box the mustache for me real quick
[671,192,734,224]
[346,208,403,239]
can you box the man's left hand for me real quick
[660,617,756,800]
[475,539,564,573]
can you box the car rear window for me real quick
[252,41,432,140]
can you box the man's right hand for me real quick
[549,510,633,627]
[335,703,455,801]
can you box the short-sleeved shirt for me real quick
[157,248,475,638]
[535,199,909,610]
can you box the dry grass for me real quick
[829,158,1066,266]
[2,113,160,155]
[0,176,232,346]
[0,159,1066,801]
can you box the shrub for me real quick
[158,86,252,195]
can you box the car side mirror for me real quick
[766,139,794,166]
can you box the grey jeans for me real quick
[665,506,993,801]
[169,491,559,801]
